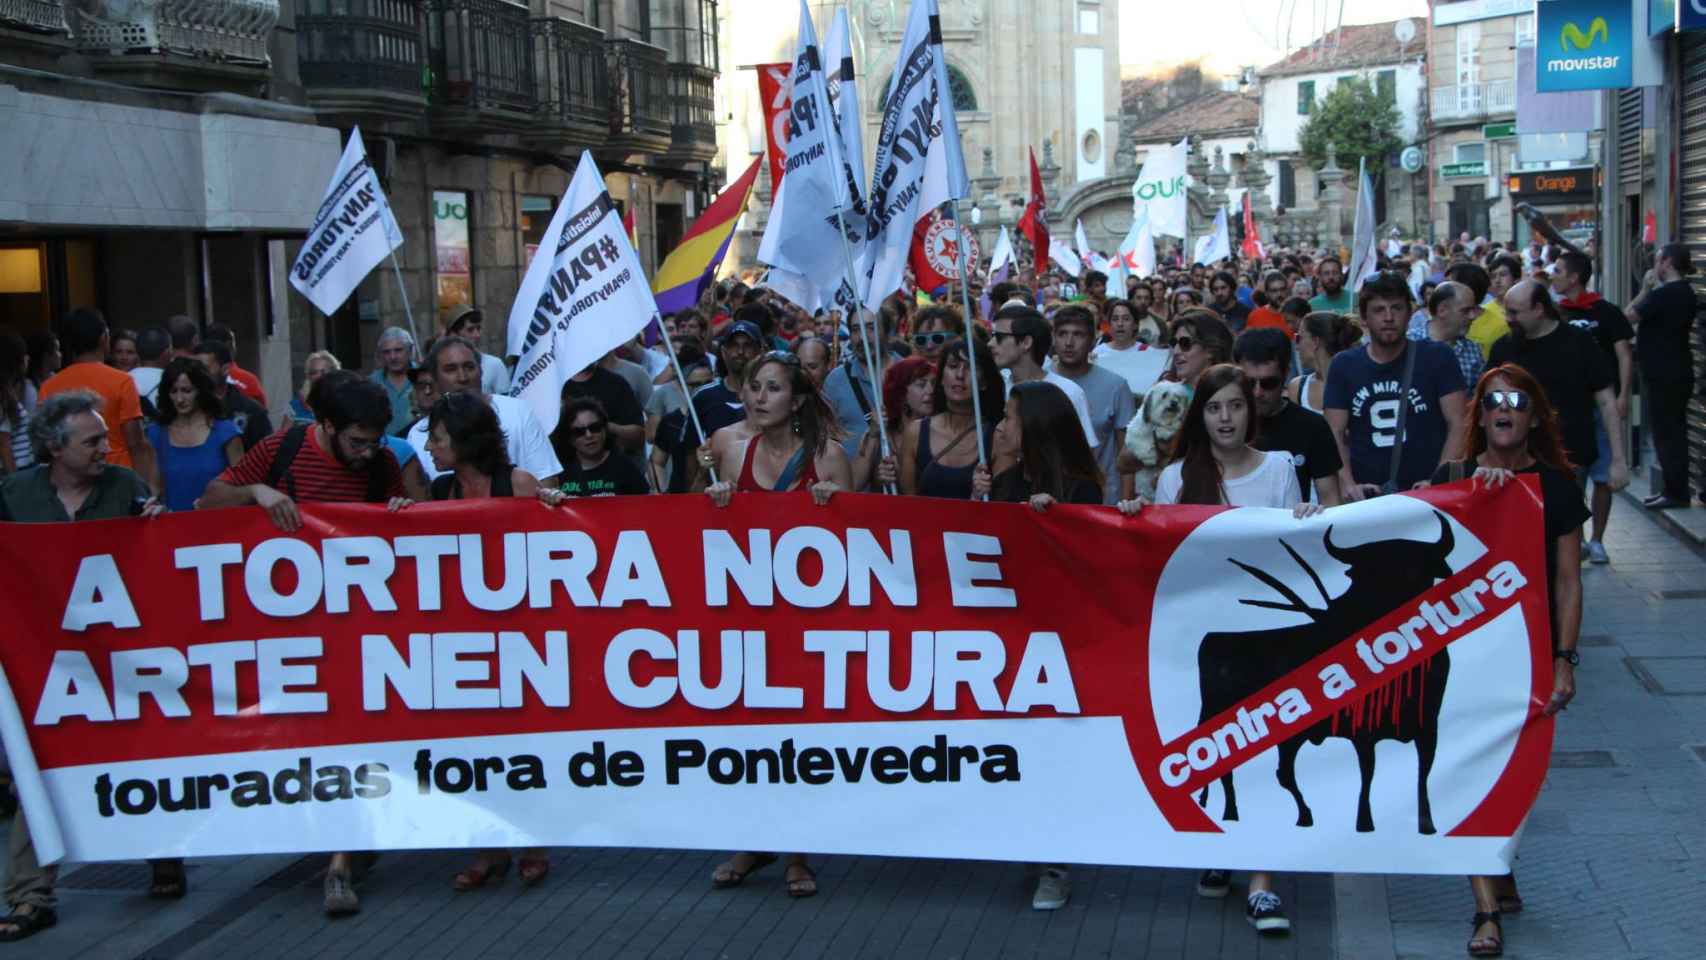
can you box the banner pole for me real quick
[659,314,717,487]
[949,198,989,477]
[388,249,421,361]
[829,211,897,496]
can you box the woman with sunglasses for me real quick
[910,305,959,363]
[554,397,650,496]
[1116,364,1322,936]
[703,350,849,897]
[1165,309,1234,386]
[1429,365,1585,959]
[420,391,561,890]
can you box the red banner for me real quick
[756,62,792,193]
[0,484,1554,872]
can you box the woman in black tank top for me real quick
[884,335,1003,498]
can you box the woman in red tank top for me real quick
[702,351,849,898]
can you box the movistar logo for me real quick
[1559,17,1608,51]
[1546,16,1618,75]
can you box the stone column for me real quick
[975,146,1003,248]
[1206,146,1231,213]
[1039,137,1061,210]
[1239,141,1276,248]
[1317,145,1348,252]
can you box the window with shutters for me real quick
[1277,159,1296,209]
[1297,80,1314,115]
[1377,69,1396,105]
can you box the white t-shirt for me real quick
[1090,342,1170,398]
[130,366,163,407]
[480,353,511,396]
[1155,449,1301,508]
[1002,368,1099,449]
[408,393,561,482]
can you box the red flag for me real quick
[755,62,793,192]
[908,208,982,296]
[1017,147,1048,274]
[1240,193,1264,259]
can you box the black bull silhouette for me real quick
[1193,512,1455,834]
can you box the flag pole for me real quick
[658,310,718,487]
[387,249,421,362]
[949,198,989,474]
[830,213,897,496]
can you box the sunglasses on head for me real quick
[567,422,607,437]
[912,331,951,348]
[756,349,801,367]
[1480,389,1531,412]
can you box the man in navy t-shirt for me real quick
[1324,272,1469,498]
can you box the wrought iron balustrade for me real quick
[298,0,424,99]
[428,0,534,114]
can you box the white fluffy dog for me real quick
[1123,380,1193,500]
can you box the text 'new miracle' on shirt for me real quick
[1325,339,1466,490]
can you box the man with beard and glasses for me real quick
[404,337,561,487]
[1324,272,1468,500]
[1308,256,1354,314]
[1235,328,1343,505]
[1209,270,1252,332]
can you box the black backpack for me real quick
[266,424,389,503]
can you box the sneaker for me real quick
[1585,540,1609,564]
[1197,869,1231,898]
[1644,493,1685,509]
[1246,890,1290,934]
[1032,867,1070,910]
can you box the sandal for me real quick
[711,852,777,888]
[784,862,818,899]
[518,857,550,887]
[323,871,360,917]
[149,861,188,900]
[453,856,511,892]
[0,905,56,942]
[1467,911,1503,957]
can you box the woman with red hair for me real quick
[852,355,935,491]
[1431,363,1587,958]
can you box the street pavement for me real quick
[6,494,1704,959]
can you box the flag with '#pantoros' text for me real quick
[860,0,970,307]
[506,151,657,435]
[0,482,1556,874]
[1132,137,1189,240]
[288,127,404,316]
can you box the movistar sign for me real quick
[1537,0,1633,91]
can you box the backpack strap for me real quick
[267,424,311,501]
[365,447,389,503]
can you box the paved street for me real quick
[8,495,1705,960]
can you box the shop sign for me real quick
[1682,0,1706,31]
[1483,122,1516,140]
[1507,166,1597,201]
[1442,162,1487,179]
[1536,0,1634,92]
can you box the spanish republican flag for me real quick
[652,155,764,314]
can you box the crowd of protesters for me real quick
[0,227,1697,953]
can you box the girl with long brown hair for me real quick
[1431,364,1586,958]
[1117,363,1322,935]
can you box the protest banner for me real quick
[0,481,1554,874]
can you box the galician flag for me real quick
[1074,219,1093,267]
[505,151,659,434]
[1131,137,1189,239]
[289,126,404,316]
[1120,209,1157,279]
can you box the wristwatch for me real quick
[1554,649,1580,666]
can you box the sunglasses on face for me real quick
[912,331,951,348]
[1480,390,1531,412]
[991,330,1018,342]
[567,422,607,437]
[1250,375,1285,391]
[1173,336,1196,352]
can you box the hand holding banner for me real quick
[0,483,1556,874]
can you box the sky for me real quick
[1120,0,1432,75]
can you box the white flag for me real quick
[1193,207,1231,265]
[1131,137,1190,239]
[757,0,852,285]
[1047,231,1082,276]
[506,151,659,435]
[1349,158,1380,293]
[1117,209,1156,279]
[987,225,1014,277]
[860,0,969,305]
[826,7,867,217]
[289,127,403,316]
[1074,219,1093,267]
[1106,244,1129,297]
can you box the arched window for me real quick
[945,65,977,112]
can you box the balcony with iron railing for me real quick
[663,60,717,163]
[428,0,535,129]
[601,36,670,158]
[1430,80,1517,124]
[0,0,68,35]
[297,0,428,123]
[71,0,276,62]
[524,15,607,151]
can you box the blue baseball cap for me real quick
[718,319,764,345]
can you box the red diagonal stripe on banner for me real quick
[1148,551,1525,796]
